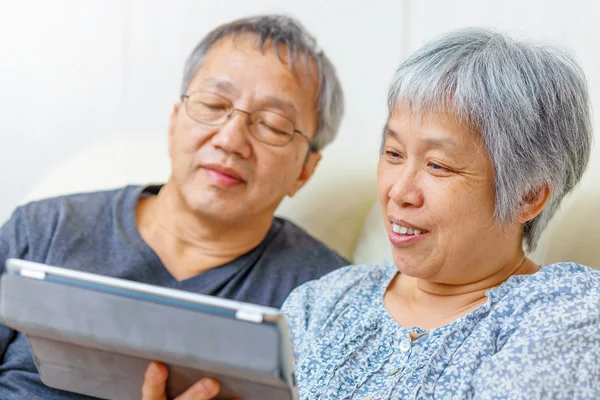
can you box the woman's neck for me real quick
[384,255,540,331]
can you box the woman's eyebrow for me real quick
[420,137,458,151]
[384,126,399,139]
[384,126,460,155]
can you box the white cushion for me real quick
[275,150,378,262]
[21,135,171,201]
[352,199,392,264]
[535,177,600,269]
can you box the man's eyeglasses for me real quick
[180,91,316,152]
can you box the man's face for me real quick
[168,35,321,224]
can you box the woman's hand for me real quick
[141,361,221,400]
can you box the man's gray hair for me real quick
[181,14,344,151]
[387,28,592,251]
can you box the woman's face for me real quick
[378,107,524,284]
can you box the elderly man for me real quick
[0,14,347,399]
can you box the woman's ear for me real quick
[518,185,552,223]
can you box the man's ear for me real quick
[518,185,552,223]
[167,103,181,159]
[168,103,181,138]
[287,151,322,197]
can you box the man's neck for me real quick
[136,184,273,281]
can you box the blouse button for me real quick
[399,338,411,352]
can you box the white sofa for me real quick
[20,135,600,270]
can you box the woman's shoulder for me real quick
[496,261,599,300]
[281,261,396,327]
[287,261,396,302]
[475,263,600,397]
[315,260,396,284]
[525,262,600,297]
[491,262,599,336]
[537,261,600,279]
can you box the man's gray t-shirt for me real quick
[0,185,348,399]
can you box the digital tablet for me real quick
[0,259,299,400]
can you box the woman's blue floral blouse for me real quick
[281,262,600,399]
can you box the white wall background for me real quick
[1,0,599,263]
[0,0,410,223]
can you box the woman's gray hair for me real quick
[181,14,344,152]
[387,28,593,251]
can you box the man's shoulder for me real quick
[17,186,142,225]
[267,217,350,269]
[0,186,146,270]
[6,186,144,251]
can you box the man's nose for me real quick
[210,110,253,158]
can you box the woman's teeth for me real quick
[392,223,423,236]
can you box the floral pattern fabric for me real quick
[281,262,600,399]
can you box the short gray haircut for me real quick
[181,14,344,151]
[387,28,593,251]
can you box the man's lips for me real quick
[202,164,245,187]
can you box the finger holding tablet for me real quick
[142,361,237,400]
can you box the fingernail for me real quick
[148,363,160,378]
[199,379,218,395]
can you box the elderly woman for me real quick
[143,28,600,399]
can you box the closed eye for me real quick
[201,102,227,111]
[261,122,288,135]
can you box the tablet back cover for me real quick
[0,274,296,400]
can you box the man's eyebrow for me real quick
[191,80,297,117]
[262,95,298,118]
[200,78,238,95]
